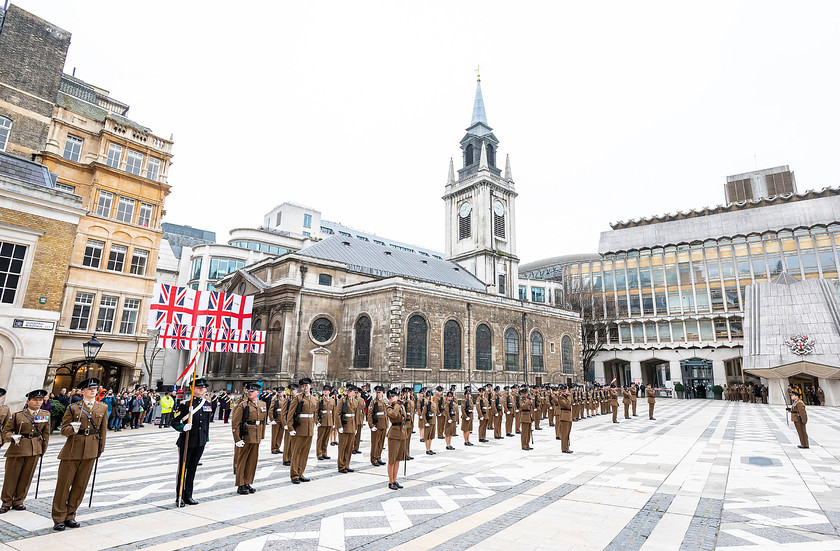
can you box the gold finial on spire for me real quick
[476,65,480,80]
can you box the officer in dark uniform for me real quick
[171,378,212,506]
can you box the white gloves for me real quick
[270,420,277,425]
[495,414,499,417]
[466,417,470,420]
[424,423,430,427]
[480,417,484,421]
[515,410,520,413]
[184,423,192,431]
[338,428,344,434]
[235,440,245,448]
[371,427,377,432]
[284,425,288,430]
[448,420,452,424]
[70,422,81,433]
[11,434,21,444]
[290,430,297,436]
[315,423,321,428]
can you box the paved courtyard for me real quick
[0,399,837,550]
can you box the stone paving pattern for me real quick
[0,400,837,550]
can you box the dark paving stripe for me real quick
[603,493,676,551]
[679,497,723,551]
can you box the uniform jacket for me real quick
[2,408,50,457]
[646,388,656,404]
[443,399,458,424]
[609,389,619,406]
[367,398,389,430]
[622,390,632,404]
[558,395,573,422]
[59,401,108,460]
[386,403,407,440]
[285,394,319,437]
[231,400,267,443]
[0,405,10,445]
[317,395,335,428]
[336,396,358,433]
[791,401,807,424]
[170,396,212,448]
[404,396,415,425]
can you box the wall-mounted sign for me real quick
[785,334,816,356]
[39,297,47,304]
[13,319,55,330]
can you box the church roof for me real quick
[771,272,800,285]
[297,235,486,291]
[471,78,488,125]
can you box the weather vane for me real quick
[476,65,480,80]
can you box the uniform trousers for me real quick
[534,411,541,429]
[234,443,259,486]
[271,422,283,453]
[493,414,503,438]
[282,429,292,462]
[794,421,809,448]
[176,444,204,500]
[520,421,532,449]
[478,417,488,440]
[370,429,386,463]
[559,420,572,452]
[353,425,362,451]
[51,458,95,524]
[2,455,38,507]
[648,403,655,419]
[436,415,445,439]
[624,403,631,419]
[611,404,618,422]
[404,422,413,455]
[289,434,312,480]
[316,426,332,458]
[554,415,563,438]
[505,412,515,435]
[338,431,354,470]
[631,400,637,416]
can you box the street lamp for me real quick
[83,334,103,379]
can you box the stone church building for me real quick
[209,80,581,391]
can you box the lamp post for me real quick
[83,334,103,379]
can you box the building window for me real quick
[531,332,544,372]
[498,275,506,295]
[115,196,136,223]
[82,239,104,268]
[55,182,75,193]
[405,315,427,369]
[95,295,118,333]
[96,190,113,217]
[303,231,310,237]
[464,144,474,165]
[70,292,95,330]
[146,157,161,181]
[486,143,496,167]
[318,273,332,286]
[303,214,312,229]
[137,202,153,227]
[518,286,527,300]
[63,135,83,162]
[130,249,148,275]
[504,328,519,371]
[353,315,371,368]
[561,336,573,374]
[531,288,545,303]
[276,212,282,226]
[0,117,11,152]
[459,212,471,240]
[107,244,127,272]
[106,143,122,169]
[208,258,245,279]
[311,317,334,344]
[443,320,461,370]
[476,324,492,370]
[119,298,140,334]
[125,149,144,175]
[0,242,26,304]
[191,257,202,280]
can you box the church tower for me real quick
[444,76,519,297]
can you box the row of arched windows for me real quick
[351,314,574,373]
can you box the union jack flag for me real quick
[196,326,216,352]
[246,330,265,354]
[148,283,201,330]
[214,328,239,353]
[163,324,196,350]
[200,291,235,329]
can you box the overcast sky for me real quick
[16,1,840,263]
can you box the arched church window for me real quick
[443,320,461,370]
[486,143,495,167]
[504,328,519,371]
[476,324,491,370]
[465,144,474,166]
[562,335,574,374]
[406,315,427,369]
[493,200,506,239]
[353,315,371,368]
[458,202,471,240]
[530,331,544,373]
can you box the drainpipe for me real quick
[467,303,472,387]
[293,265,307,380]
[522,312,528,386]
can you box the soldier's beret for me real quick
[78,378,100,389]
[446,391,454,397]
[0,388,6,397]
[26,389,48,399]
[435,386,444,392]
[192,378,210,388]
[519,387,528,394]
[494,386,500,392]
[323,384,333,391]
[425,390,433,397]
[289,383,300,391]
[299,378,313,385]
[374,385,385,392]
[387,388,398,398]
[401,387,411,393]
[503,386,510,391]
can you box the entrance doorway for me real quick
[681,358,713,398]
[789,374,818,404]
[604,360,630,386]
[53,360,124,393]
[641,359,669,387]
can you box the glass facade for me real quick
[564,225,840,347]
[230,240,293,256]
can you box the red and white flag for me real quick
[199,291,253,331]
[237,330,266,353]
[149,283,202,329]
[214,328,239,353]
[162,324,196,350]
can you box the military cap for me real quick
[374,385,385,393]
[519,387,529,394]
[503,386,510,391]
[425,390,433,397]
[0,388,6,397]
[299,377,313,385]
[26,389,48,399]
[387,388,399,398]
[558,384,567,390]
[494,386,500,392]
[78,378,100,389]
[244,382,261,391]
[323,384,333,391]
[446,391,454,397]
[192,378,210,388]
[289,383,300,390]
[435,386,444,392]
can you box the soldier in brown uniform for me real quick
[368,386,389,466]
[610,385,620,423]
[286,378,319,483]
[461,386,474,446]
[550,387,562,439]
[492,386,504,439]
[623,387,632,419]
[386,389,407,490]
[268,386,286,455]
[420,390,437,455]
[818,387,825,406]
[353,386,367,454]
[52,378,108,531]
[336,385,359,472]
[630,383,638,416]
[504,387,515,437]
[315,385,335,461]
[533,389,542,430]
[557,385,573,453]
[401,388,415,460]
[787,390,809,449]
[281,385,297,466]
[646,384,656,420]
[0,389,9,447]
[232,382,266,494]
[435,386,445,440]
[519,387,533,450]
[477,387,490,442]
[1,389,49,513]
[442,391,458,450]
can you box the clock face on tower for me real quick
[459,202,472,218]
[493,200,505,216]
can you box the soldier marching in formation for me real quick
[367,386,388,466]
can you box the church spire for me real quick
[470,77,488,126]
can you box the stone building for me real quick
[208,80,582,391]
[0,151,84,408]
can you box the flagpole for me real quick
[177,348,199,505]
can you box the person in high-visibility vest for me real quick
[159,392,176,429]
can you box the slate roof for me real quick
[0,151,55,188]
[297,235,486,291]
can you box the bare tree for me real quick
[563,284,617,381]
[142,330,162,385]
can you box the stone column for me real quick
[630,360,642,385]
[592,359,605,383]
[768,377,790,406]
[820,378,839,407]
[669,360,682,384]
[712,359,726,387]
[257,312,269,374]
